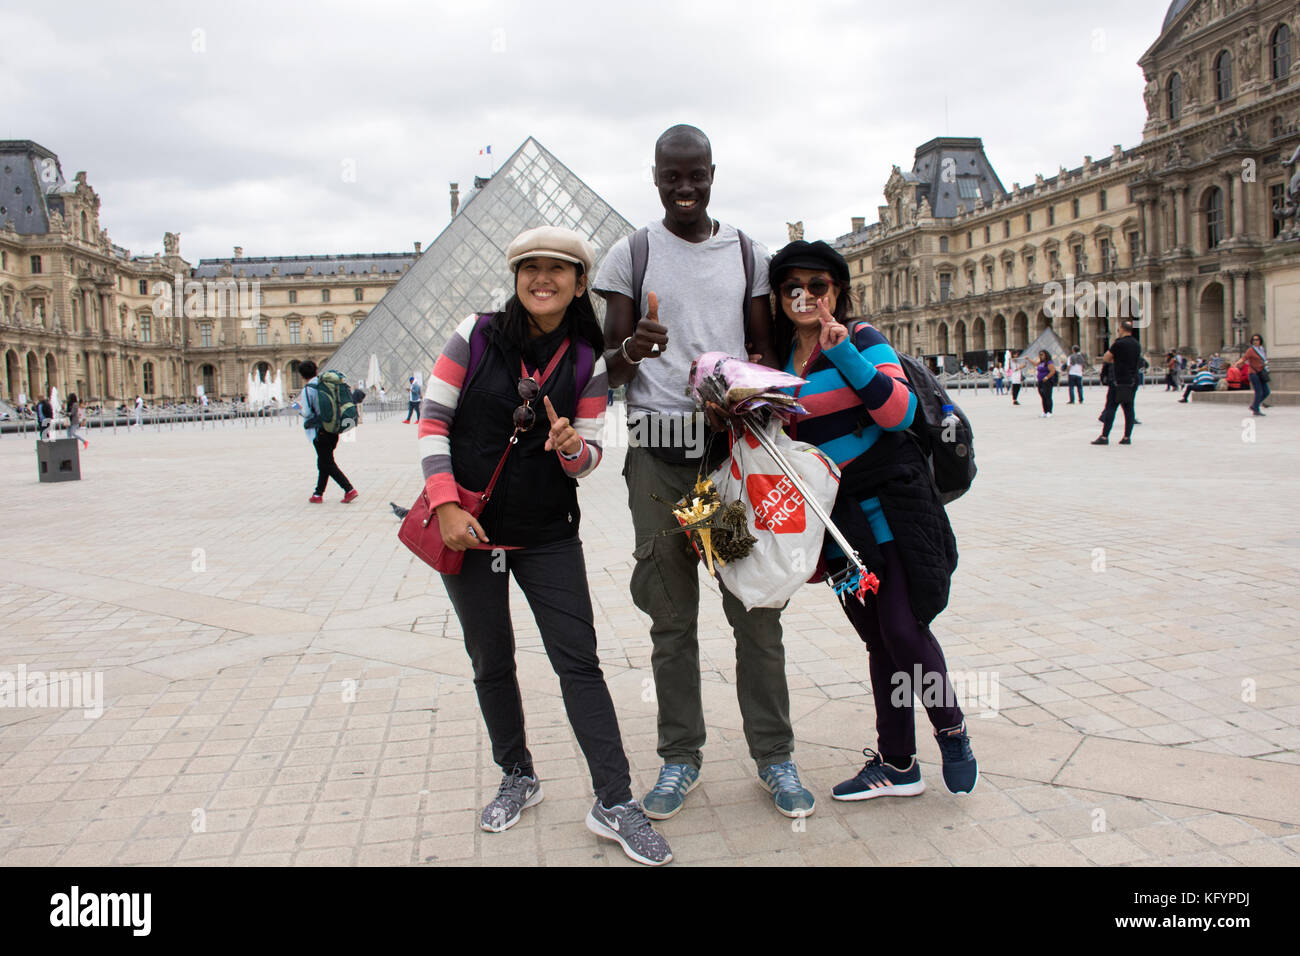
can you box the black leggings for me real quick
[835,541,963,756]
[441,536,633,806]
[1038,381,1054,413]
[1011,383,1022,402]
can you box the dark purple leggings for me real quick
[838,540,964,756]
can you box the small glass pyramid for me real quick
[325,137,633,390]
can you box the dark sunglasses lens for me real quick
[780,283,803,299]
[517,378,539,401]
[808,279,831,296]
[513,405,535,430]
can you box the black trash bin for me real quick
[36,438,81,482]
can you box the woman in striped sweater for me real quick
[417,226,671,866]
[769,240,978,803]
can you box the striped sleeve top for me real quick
[417,314,608,509]
[783,321,916,547]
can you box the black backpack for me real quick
[894,351,976,505]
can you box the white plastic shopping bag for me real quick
[711,419,840,610]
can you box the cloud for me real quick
[8,0,1166,260]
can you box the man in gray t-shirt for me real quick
[593,124,811,822]
[597,218,769,419]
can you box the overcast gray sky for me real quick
[5,0,1172,262]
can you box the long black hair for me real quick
[771,271,853,368]
[491,263,604,358]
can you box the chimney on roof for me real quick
[450,182,460,218]
[851,216,865,233]
[233,246,243,259]
[414,241,422,255]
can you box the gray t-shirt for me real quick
[594,219,770,417]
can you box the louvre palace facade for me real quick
[834,0,1300,386]
[0,140,416,405]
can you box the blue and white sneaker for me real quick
[641,763,699,820]
[759,761,815,818]
[935,721,978,794]
[832,750,925,801]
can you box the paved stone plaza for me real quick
[1,389,1298,867]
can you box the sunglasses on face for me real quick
[780,278,833,299]
[512,377,540,431]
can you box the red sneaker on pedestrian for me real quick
[342,489,359,503]
[309,494,324,503]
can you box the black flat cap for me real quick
[768,240,850,288]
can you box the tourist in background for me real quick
[66,393,88,449]
[1240,334,1270,416]
[299,359,358,504]
[1092,320,1142,446]
[1178,362,1216,403]
[1066,345,1085,404]
[403,376,421,423]
[1033,349,1057,417]
[1007,354,1023,405]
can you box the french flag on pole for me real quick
[479,145,491,156]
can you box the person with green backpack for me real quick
[299,359,358,504]
[769,240,978,804]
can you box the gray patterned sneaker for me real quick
[641,763,700,820]
[480,769,543,832]
[586,799,673,866]
[759,761,816,818]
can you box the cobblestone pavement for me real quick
[1,389,1297,867]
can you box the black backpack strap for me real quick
[738,228,754,328]
[629,227,650,319]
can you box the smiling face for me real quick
[778,268,839,327]
[515,256,583,322]
[654,139,714,232]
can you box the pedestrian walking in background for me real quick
[299,359,358,504]
[1066,345,1085,404]
[35,390,53,441]
[1164,351,1179,391]
[418,226,670,865]
[134,394,143,428]
[1093,320,1142,446]
[1240,334,1270,416]
[992,365,1005,395]
[403,377,421,423]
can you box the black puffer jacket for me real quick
[829,430,958,625]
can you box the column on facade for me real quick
[1177,187,1190,251]
[1231,173,1246,239]
[1138,200,1151,258]
[1222,273,1236,349]
[1233,271,1247,340]
[1175,280,1189,347]
[1170,188,1180,251]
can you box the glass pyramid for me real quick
[325,137,634,390]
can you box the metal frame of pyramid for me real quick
[323,137,634,391]
[1018,325,1071,365]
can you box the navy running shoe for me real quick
[832,750,925,801]
[935,720,978,794]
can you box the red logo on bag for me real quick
[746,474,805,534]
